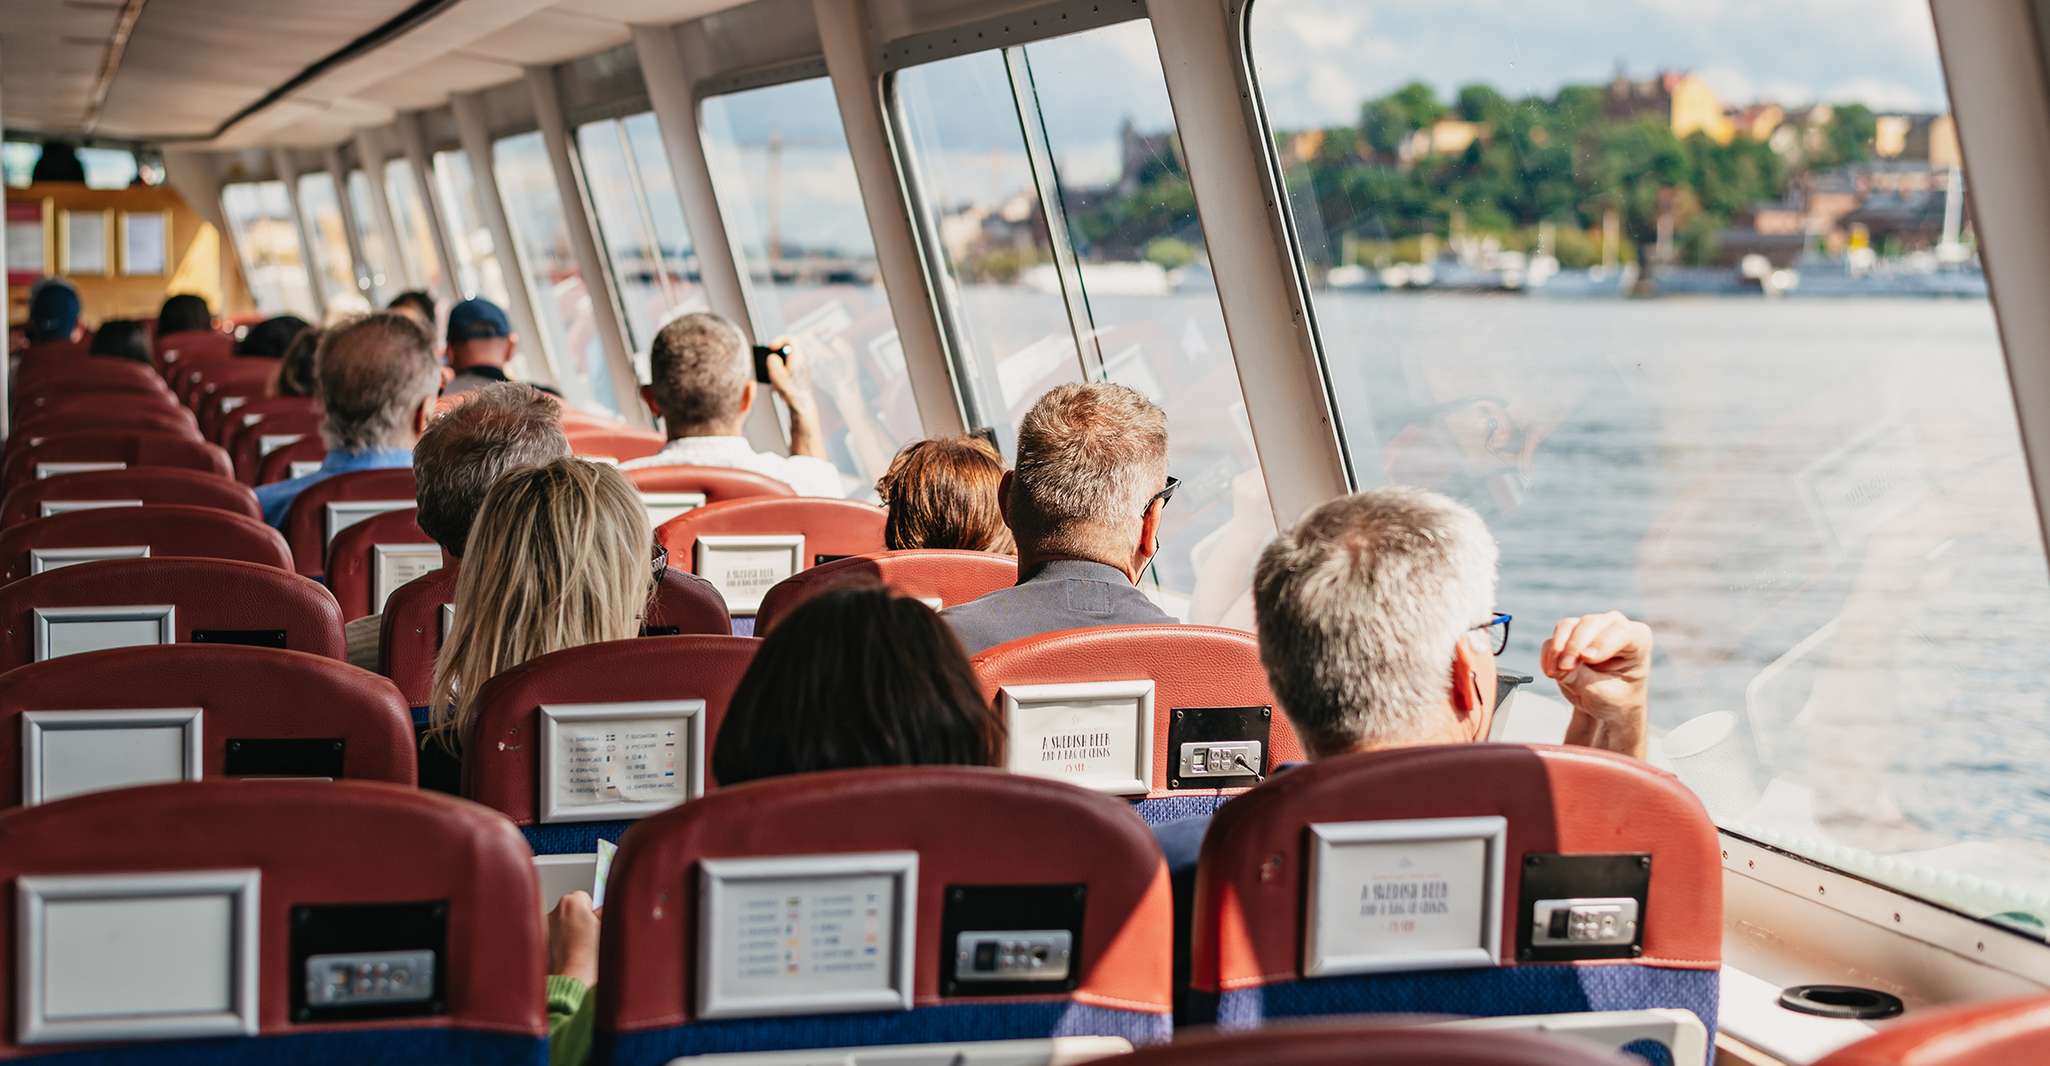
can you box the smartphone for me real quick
[751,344,783,384]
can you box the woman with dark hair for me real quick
[272,325,322,397]
[155,293,212,336]
[237,314,310,358]
[712,583,1005,785]
[88,319,151,363]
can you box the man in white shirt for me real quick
[622,312,844,497]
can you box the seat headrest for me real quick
[279,468,419,577]
[624,464,797,502]
[2,432,232,492]
[755,548,1017,634]
[1109,1022,1632,1065]
[1191,744,1721,994]
[1816,994,2050,1066]
[0,467,259,529]
[0,504,292,584]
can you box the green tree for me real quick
[1455,84,1511,125]
[1825,103,1877,165]
[1143,236,1198,271]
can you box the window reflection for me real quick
[431,149,513,309]
[1250,0,2050,921]
[493,130,618,416]
[222,181,317,319]
[703,78,919,491]
[346,170,397,307]
[384,158,446,302]
[577,112,707,368]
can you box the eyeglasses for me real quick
[650,543,670,587]
[1147,475,1181,513]
[1469,612,1512,656]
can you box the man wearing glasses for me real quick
[943,382,1179,655]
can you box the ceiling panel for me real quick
[458,9,629,66]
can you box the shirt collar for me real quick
[1021,558,1133,585]
[320,447,414,473]
[455,365,510,383]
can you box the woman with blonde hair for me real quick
[426,457,657,764]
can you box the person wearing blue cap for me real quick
[25,278,84,346]
[443,297,520,397]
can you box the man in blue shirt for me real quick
[941,382,1178,654]
[257,313,443,528]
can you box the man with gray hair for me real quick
[622,311,842,496]
[340,382,572,670]
[256,313,444,527]
[942,381,1178,654]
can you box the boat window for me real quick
[891,20,1274,627]
[384,158,446,303]
[221,180,318,320]
[1248,0,2050,924]
[296,170,366,315]
[1,143,138,189]
[430,148,514,308]
[346,169,398,307]
[493,129,619,417]
[577,111,708,369]
[702,77,917,491]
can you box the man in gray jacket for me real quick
[943,381,1178,654]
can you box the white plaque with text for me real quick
[1303,816,1506,977]
[694,534,804,615]
[30,545,150,575]
[641,492,708,529]
[40,499,142,518]
[999,680,1154,796]
[36,462,125,480]
[539,700,705,823]
[33,605,175,662]
[697,852,916,1021]
[371,544,443,614]
[288,461,322,480]
[323,500,411,549]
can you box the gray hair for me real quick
[649,312,750,432]
[412,383,573,556]
[1008,382,1169,559]
[1253,488,1499,756]
[315,312,441,451]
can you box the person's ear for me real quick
[505,333,518,363]
[1132,499,1165,579]
[1449,638,1489,741]
[415,394,436,435]
[997,470,1014,528]
[738,379,756,416]
[640,383,662,419]
[439,366,455,389]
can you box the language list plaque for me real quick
[697,852,916,1020]
[539,700,705,823]
[693,534,805,614]
[999,680,1154,796]
[1304,816,1506,977]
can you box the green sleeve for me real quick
[546,974,596,1066]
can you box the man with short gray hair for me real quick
[942,381,1178,654]
[622,311,842,497]
[256,313,443,528]
[340,382,572,671]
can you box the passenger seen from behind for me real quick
[941,382,1175,653]
[545,584,1003,1062]
[255,313,442,527]
[1151,487,1655,1000]
[342,381,571,671]
[388,290,436,329]
[622,312,843,497]
[25,279,83,346]
[88,319,151,364]
[271,326,321,397]
[875,435,1016,555]
[441,298,521,396]
[236,314,310,358]
[155,293,212,337]
[426,458,653,766]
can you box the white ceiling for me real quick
[0,0,748,149]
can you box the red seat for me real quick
[0,557,344,670]
[13,338,87,363]
[15,354,167,395]
[754,548,1017,634]
[377,562,732,706]
[177,358,277,412]
[1,431,232,494]
[1108,1024,1631,1066]
[595,767,1172,1059]
[1814,994,2050,1066]
[1,467,261,529]
[1188,745,1721,1032]
[567,425,666,462]
[10,406,201,449]
[463,634,759,850]
[256,433,329,485]
[0,780,544,1059]
[325,507,439,621]
[970,625,1305,823]
[151,326,233,374]
[197,383,283,443]
[625,464,798,503]
[656,496,886,615]
[0,645,415,803]
[280,468,418,578]
[0,504,292,585]
[224,398,321,481]
[11,380,174,420]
